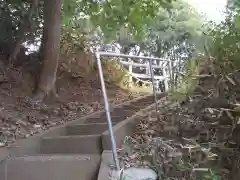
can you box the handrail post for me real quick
[93,51,169,170]
[128,59,133,88]
[95,52,120,171]
[162,62,168,91]
[148,59,159,112]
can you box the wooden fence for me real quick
[119,59,170,92]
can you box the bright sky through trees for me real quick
[188,0,227,22]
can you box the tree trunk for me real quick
[8,0,39,64]
[32,0,61,102]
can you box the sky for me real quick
[187,0,228,22]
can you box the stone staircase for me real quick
[0,93,165,180]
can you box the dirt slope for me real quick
[0,60,141,148]
[120,58,240,180]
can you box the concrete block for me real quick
[85,116,123,124]
[41,135,102,154]
[97,150,116,180]
[0,154,101,180]
[102,115,142,150]
[66,123,117,135]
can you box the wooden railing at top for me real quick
[119,60,170,91]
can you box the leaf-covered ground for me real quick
[0,60,141,148]
[119,58,240,180]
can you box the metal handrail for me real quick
[94,51,171,171]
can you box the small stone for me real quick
[48,121,57,126]
[10,125,17,130]
[53,109,59,115]
[24,134,30,138]
[66,102,78,111]
[123,167,158,180]
[17,127,29,137]
[37,128,42,133]
[0,127,7,131]
[0,141,5,147]
[33,124,42,128]
[16,119,28,126]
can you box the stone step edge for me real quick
[40,135,102,154]
[101,93,167,150]
[0,93,158,161]
[98,94,167,180]
[66,122,117,136]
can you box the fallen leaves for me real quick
[119,58,240,180]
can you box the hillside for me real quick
[119,57,240,180]
[0,54,141,147]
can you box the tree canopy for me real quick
[0,0,207,101]
[62,0,174,38]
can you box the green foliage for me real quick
[0,0,42,54]
[203,169,220,180]
[0,0,206,94]
[170,0,240,102]
[205,3,240,71]
[62,0,175,41]
[0,0,26,46]
[1,0,176,57]
[101,58,128,86]
[169,58,200,102]
[227,0,240,12]
[136,0,204,88]
[207,18,240,69]
[60,17,98,54]
[143,0,203,52]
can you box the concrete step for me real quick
[97,109,134,121]
[131,99,153,105]
[66,122,117,135]
[110,108,135,118]
[131,102,153,107]
[0,154,101,180]
[40,135,102,154]
[85,116,123,124]
[130,94,163,105]
[102,115,143,150]
[121,104,146,111]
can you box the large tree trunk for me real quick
[8,0,39,64]
[32,0,61,102]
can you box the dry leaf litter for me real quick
[118,58,240,180]
[0,64,139,148]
